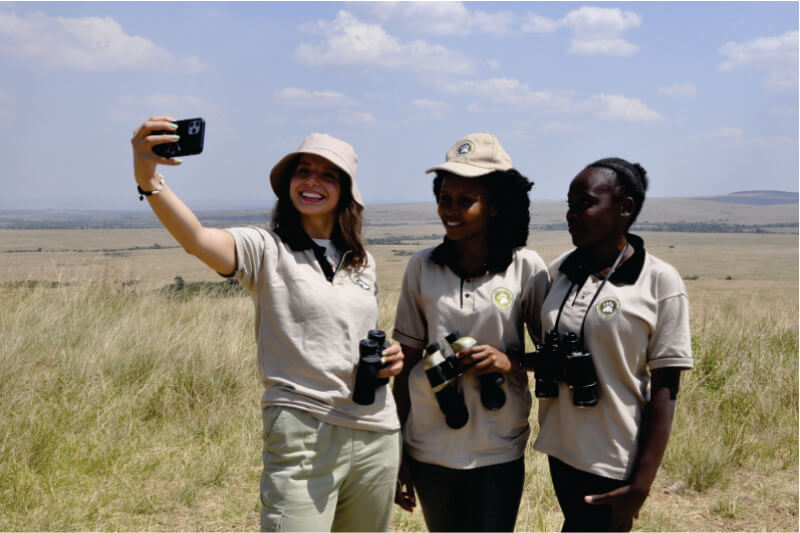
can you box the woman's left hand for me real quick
[584,484,648,532]
[377,344,404,378]
[457,345,513,374]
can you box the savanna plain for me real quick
[0,197,797,531]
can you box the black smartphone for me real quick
[152,117,205,158]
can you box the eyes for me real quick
[567,196,596,212]
[294,164,339,183]
[438,193,480,210]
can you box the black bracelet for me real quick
[137,178,165,201]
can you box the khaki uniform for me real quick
[394,244,549,469]
[534,234,693,480]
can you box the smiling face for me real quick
[436,174,494,243]
[566,167,630,249]
[289,153,342,227]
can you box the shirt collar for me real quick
[430,237,514,278]
[559,233,646,285]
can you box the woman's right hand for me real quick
[130,116,183,190]
[394,458,416,512]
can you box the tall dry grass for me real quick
[0,274,797,531]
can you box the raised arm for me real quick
[131,116,236,276]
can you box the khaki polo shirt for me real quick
[393,245,549,469]
[225,226,399,433]
[533,235,693,480]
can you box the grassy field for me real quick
[0,200,797,531]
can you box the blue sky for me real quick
[0,1,797,210]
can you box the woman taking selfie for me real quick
[533,158,693,532]
[391,132,549,531]
[130,116,403,532]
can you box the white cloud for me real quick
[658,83,697,97]
[107,94,216,123]
[339,111,375,124]
[438,77,578,113]
[275,87,357,108]
[409,98,449,119]
[295,11,475,75]
[0,11,208,72]
[719,30,798,90]
[354,2,514,37]
[486,58,501,70]
[591,94,662,123]
[522,7,641,56]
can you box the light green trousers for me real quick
[260,406,401,532]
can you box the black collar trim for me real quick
[559,233,646,285]
[275,226,338,282]
[430,237,514,278]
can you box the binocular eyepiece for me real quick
[523,330,599,407]
[352,329,392,405]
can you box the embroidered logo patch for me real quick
[456,141,475,156]
[596,297,620,319]
[491,287,514,311]
[350,273,372,292]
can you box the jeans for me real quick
[548,456,631,532]
[408,455,525,532]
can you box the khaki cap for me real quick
[269,133,363,207]
[425,132,513,178]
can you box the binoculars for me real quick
[522,330,599,407]
[422,330,509,429]
[352,329,391,405]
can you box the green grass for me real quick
[0,274,797,531]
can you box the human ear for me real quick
[620,196,634,218]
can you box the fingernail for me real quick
[174,158,183,164]
[380,357,386,365]
[170,135,180,141]
[381,350,389,356]
[169,123,178,130]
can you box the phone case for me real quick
[152,117,205,158]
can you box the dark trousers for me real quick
[548,456,631,532]
[408,455,525,532]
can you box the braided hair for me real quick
[586,157,648,229]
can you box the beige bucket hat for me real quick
[269,133,363,207]
[425,132,513,178]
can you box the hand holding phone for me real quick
[152,117,205,158]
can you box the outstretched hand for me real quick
[130,116,184,189]
[585,484,648,532]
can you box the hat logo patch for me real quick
[350,272,373,293]
[596,297,620,319]
[456,141,475,156]
[491,287,514,311]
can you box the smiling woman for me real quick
[129,118,404,532]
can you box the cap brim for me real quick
[424,161,496,178]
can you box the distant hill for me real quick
[696,190,798,206]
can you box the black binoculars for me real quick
[352,329,391,405]
[522,330,599,407]
[423,341,469,429]
[445,330,506,411]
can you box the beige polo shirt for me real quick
[225,226,400,433]
[533,234,693,480]
[393,244,549,469]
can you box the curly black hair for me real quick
[433,168,533,256]
[586,157,648,229]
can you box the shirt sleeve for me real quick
[392,253,428,350]
[223,226,274,293]
[648,269,693,370]
[522,251,550,346]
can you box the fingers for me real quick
[457,345,510,374]
[394,479,416,512]
[377,344,404,378]
[584,493,607,505]
[131,116,181,163]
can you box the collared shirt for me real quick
[225,226,399,432]
[533,234,693,480]
[393,243,549,469]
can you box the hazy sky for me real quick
[0,1,797,210]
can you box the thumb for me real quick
[584,493,608,505]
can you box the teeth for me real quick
[301,191,323,199]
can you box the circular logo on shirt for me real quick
[596,297,621,319]
[456,141,475,156]
[491,287,514,311]
[350,272,373,293]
